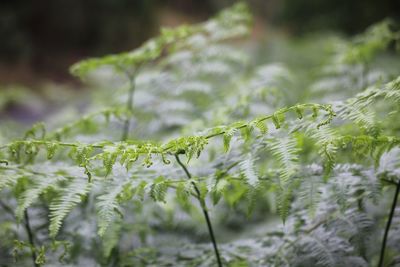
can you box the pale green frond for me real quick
[49,178,91,237]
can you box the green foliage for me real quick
[49,178,92,237]
[1,3,400,267]
[69,2,252,79]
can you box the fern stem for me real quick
[121,74,136,141]
[175,154,223,267]
[204,103,334,139]
[0,103,337,153]
[1,201,38,266]
[378,181,400,267]
[24,209,39,267]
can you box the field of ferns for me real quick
[1,3,400,267]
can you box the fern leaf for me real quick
[97,181,130,236]
[267,136,300,186]
[149,176,168,203]
[276,187,292,223]
[49,178,91,237]
[16,175,62,220]
[299,174,322,216]
[102,222,122,259]
[239,156,259,187]
[299,230,351,267]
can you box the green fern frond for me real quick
[16,175,63,221]
[49,178,91,237]
[0,167,20,191]
[149,176,168,203]
[340,19,399,64]
[276,187,293,223]
[96,181,131,236]
[69,3,252,78]
[267,136,300,186]
[342,76,400,111]
[299,174,322,216]
[337,103,379,135]
[239,156,259,187]
[101,222,122,259]
[24,122,46,140]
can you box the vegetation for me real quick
[1,3,400,267]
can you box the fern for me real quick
[96,181,131,236]
[69,3,251,79]
[15,174,62,221]
[239,156,259,187]
[49,178,91,237]
[267,135,300,186]
[298,167,323,216]
[1,5,400,266]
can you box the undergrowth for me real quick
[1,3,400,267]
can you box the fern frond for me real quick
[101,222,122,259]
[299,173,323,216]
[0,167,20,191]
[149,176,168,203]
[239,156,259,187]
[276,187,293,223]
[49,178,91,237]
[298,230,352,267]
[267,135,300,186]
[96,181,131,236]
[16,174,63,220]
[339,19,399,64]
[340,76,400,111]
[337,102,379,134]
[70,3,251,78]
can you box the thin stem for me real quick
[378,181,400,267]
[113,71,136,265]
[1,201,39,266]
[24,209,39,267]
[175,154,223,267]
[121,74,136,141]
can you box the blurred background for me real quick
[1,0,399,126]
[1,0,399,86]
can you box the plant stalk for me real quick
[175,154,223,267]
[378,181,400,267]
[115,72,136,264]
[121,74,136,141]
[24,209,39,267]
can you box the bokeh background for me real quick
[1,0,399,86]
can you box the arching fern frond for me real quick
[0,103,335,173]
[70,3,252,78]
